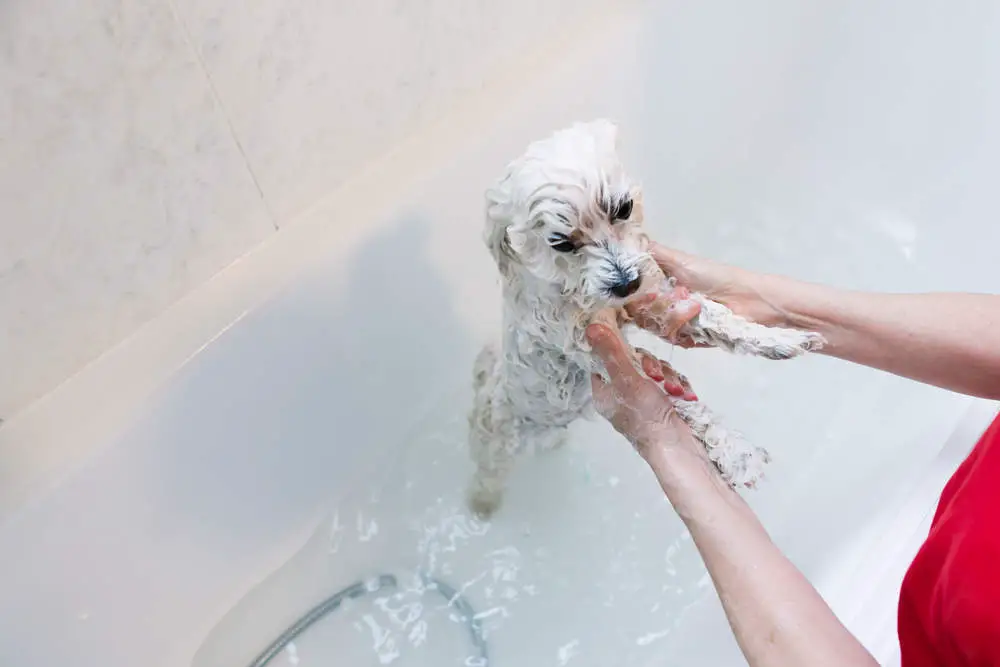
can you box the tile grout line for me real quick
[164,0,280,231]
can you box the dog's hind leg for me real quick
[524,423,569,452]
[467,344,518,518]
[467,437,516,518]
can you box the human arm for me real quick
[586,323,878,667]
[633,244,1000,400]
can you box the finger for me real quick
[663,299,701,341]
[669,364,698,401]
[664,382,685,397]
[658,360,685,397]
[673,334,696,349]
[585,324,645,388]
[635,348,665,381]
[629,292,659,308]
[590,373,616,416]
[674,333,695,348]
[673,333,711,350]
[658,361,699,402]
[627,295,701,342]
[665,284,690,302]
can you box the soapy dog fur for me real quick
[467,120,824,517]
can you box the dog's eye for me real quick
[611,198,633,222]
[548,234,576,253]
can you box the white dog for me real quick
[467,120,824,517]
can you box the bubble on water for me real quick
[408,620,428,647]
[636,629,670,646]
[472,606,509,622]
[357,512,379,542]
[360,614,400,664]
[557,639,580,665]
[329,512,345,554]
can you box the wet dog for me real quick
[467,120,823,517]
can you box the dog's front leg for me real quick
[643,276,824,360]
[467,348,519,517]
[685,294,825,360]
[590,308,772,490]
[671,399,771,489]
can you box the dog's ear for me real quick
[484,181,521,276]
[484,212,518,276]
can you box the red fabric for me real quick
[898,413,1000,666]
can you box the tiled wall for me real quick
[0,0,600,416]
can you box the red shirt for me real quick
[898,413,1000,665]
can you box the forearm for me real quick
[754,274,1000,399]
[646,442,877,667]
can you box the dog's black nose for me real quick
[610,276,642,298]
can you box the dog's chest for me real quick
[502,316,594,425]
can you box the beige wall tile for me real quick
[172,0,602,222]
[0,0,275,415]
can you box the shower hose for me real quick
[246,573,490,667]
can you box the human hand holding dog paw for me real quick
[586,323,699,461]
[627,243,789,342]
[626,285,703,346]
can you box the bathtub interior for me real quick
[3,1,1000,666]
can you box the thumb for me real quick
[627,294,701,341]
[590,373,615,417]
[585,324,643,388]
[663,298,701,340]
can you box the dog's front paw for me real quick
[673,400,771,490]
[688,296,825,360]
[755,328,826,361]
[714,437,771,489]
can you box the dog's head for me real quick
[485,120,659,310]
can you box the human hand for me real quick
[628,243,787,345]
[586,322,699,460]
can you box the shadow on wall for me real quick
[122,215,478,550]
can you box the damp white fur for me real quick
[467,120,824,517]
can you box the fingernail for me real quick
[648,369,664,381]
[664,382,684,396]
[684,392,698,402]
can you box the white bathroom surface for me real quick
[3,2,1000,666]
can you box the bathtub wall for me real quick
[0,0,602,417]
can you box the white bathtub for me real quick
[2,2,999,665]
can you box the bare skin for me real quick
[633,243,1000,400]
[594,243,1000,666]
[588,324,878,667]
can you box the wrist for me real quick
[643,432,713,486]
[645,442,735,518]
[745,270,832,336]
